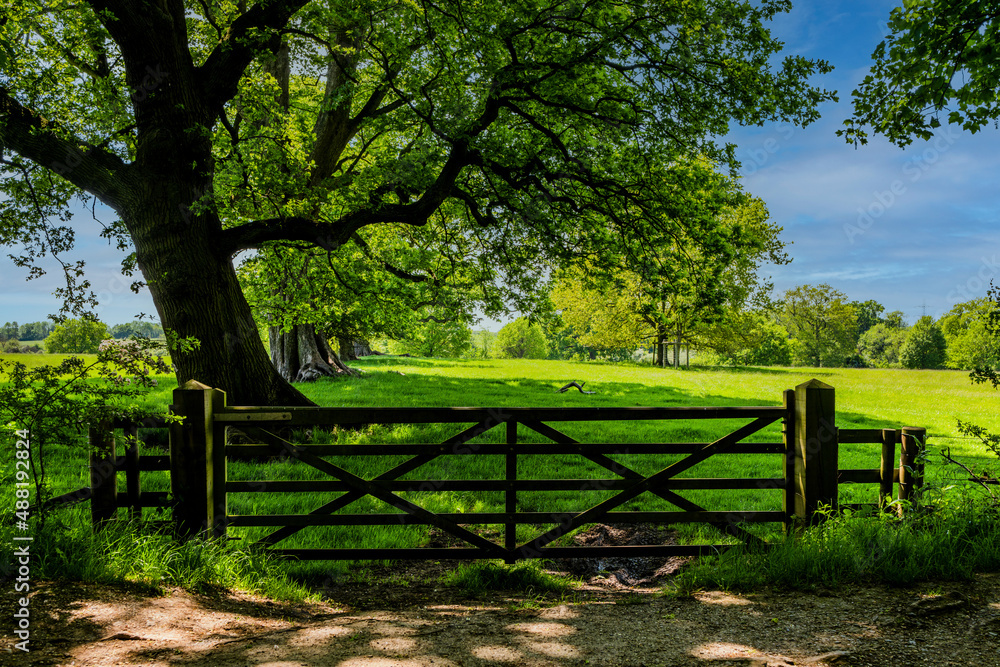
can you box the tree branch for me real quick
[0,86,130,207]
[221,134,480,254]
[197,0,312,114]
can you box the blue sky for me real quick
[1,0,998,328]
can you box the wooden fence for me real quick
[82,378,926,561]
[88,416,171,524]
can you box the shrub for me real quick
[0,336,170,524]
[858,322,907,367]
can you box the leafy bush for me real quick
[0,337,170,523]
[858,322,907,367]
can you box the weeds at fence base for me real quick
[662,495,1000,595]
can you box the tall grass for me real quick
[668,497,1000,594]
[18,506,316,601]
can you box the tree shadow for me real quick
[52,574,998,667]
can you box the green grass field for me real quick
[6,354,999,586]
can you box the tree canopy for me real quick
[843,0,1000,146]
[550,169,788,365]
[0,0,834,404]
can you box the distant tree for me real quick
[18,321,53,341]
[494,318,548,360]
[884,310,907,329]
[699,311,792,367]
[851,300,885,335]
[858,322,908,368]
[110,321,164,339]
[466,329,498,360]
[939,299,1000,370]
[0,321,19,342]
[899,316,947,369]
[388,313,472,358]
[776,285,858,367]
[550,268,652,357]
[46,319,110,354]
[551,184,789,368]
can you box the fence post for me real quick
[879,429,897,511]
[793,379,838,524]
[207,390,229,539]
[899,427,926,503]
[781,388,796,534]
[170,380,226,537]
[89,419,117,529]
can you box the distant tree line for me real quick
[0,319,165,354]
[542,281,999,370]
[377,283,998,372]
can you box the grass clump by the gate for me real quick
[664,494,1000,596]
[441,560,579,596]
[26,507,317,602]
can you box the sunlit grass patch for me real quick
[441,559,579,595]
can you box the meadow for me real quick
[6,354,999,589]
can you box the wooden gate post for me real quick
[879,429,897,511]
[170,380,227,537]
[793,379,837,524]
[89,419,117,529]
[899,427,926,503]
[781,388,796,533]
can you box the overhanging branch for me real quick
[0,86,130,207]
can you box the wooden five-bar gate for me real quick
[86,379,926,562]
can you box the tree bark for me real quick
[269,323,357,383]
[126,188,312,406]
[339,338,372,361]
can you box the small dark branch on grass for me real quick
[557,381,595,394]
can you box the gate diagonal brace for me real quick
[258,429,505,555]
[253,421,499,547]
[515,416,777,557]
[520,420,767,547]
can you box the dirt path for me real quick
[3,568,1000,667]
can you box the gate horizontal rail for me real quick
[228,511,788,527]
[213,405,787,425]
[227,442,785,457]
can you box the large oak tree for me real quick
[1,0,834,405]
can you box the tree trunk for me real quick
[270,324,357,382]
[339,337,372,361]
[125,170,313,406]
[674,322,682,369]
